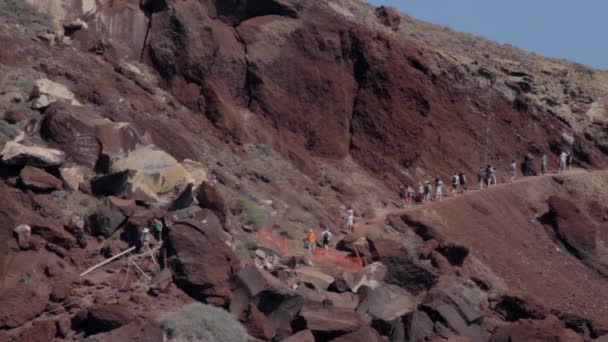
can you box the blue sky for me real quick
[365,0,608,70]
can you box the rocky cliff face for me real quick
[1,0,608,341]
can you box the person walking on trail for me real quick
[152,218,163,243]
[406,185,414,207]
[417,183,424,203]
[566,151,573,170]
[451,173,459,195]
[399,184,407,208]
[423,181,432,203]
[540,154,548,175]
[141,228,151,251]
[458,171,468,193]
[478,166,486,190]
[321,226,332,250]
[435,177,444,201]
[306,229,317,252]
[509,160,517,182]
[558,151,568,173]
[486,165,497,187]
[346,206,354,232]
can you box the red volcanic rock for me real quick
[368,238,439,294]
[0,286,50,329]
[282,329,314,342]
[405,311,435,342]
[489,316,584,342]
[40,103,143,171]
[196,182,228,224]
[375,6,401,31]
[19,166,63,191]
[50,280,73,302]
[297,302,367,335]
[85,318,163,342]
[329,325,383,342]
[10,319,56,342]
[3,110,24,124]
[491,294,547,322]
[241,303,273,341]
[357,283,417,322]
[546,196,598,253]
[166,221,241,305]
[89,203,127,238]
[82,304,136,336]
[31,218,76,250]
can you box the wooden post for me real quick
[80,246,136,277]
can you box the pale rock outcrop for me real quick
[31,79,82,109]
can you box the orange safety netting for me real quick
[256,230,363,273]
[311,248,363,273]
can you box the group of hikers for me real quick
[399,171,468,208]
[398,150,574,208]
[140,217,164,250]
[304,205,354,252]
[301,149,575,252]
[305,225,333,252]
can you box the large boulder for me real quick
[41,103,143,170]
[1,141,65,167]
[357,283,417,322]
[420,286,487,342]
[166,221,241,305]
[31,218,77,250]
[297,302,368,338]
[19,166,63,191]
[240,303,274,341]
[329,326,383,342]
[80,304,136,336]
[491,294,547,321]
[294,266,335,290]
[232,264,300,338]
[31,78,82,109]
[336,234,372,263]
[88,204,127,237]
[108,145,195,203]
[59,165,85,190]
[404,310,435,342]
[343,261,387,293]
[196,181,228,223]
[369,238,439,294]
[282,330,315,342]
[545,196,607,275]
[83,318,163,342]
[168,183,195,211]
[296,286,359,310]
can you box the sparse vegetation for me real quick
[259,144,272,156]
[160,303,248,342]
[233,244,250,260]
[236,193,264,228]
[18,272,32,285]
[0,0,51,28]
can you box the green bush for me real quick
[160,303,248,342]
[236,193,264,228]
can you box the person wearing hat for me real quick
[141,228,151,250]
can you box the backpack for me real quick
[322,231,331,242]
[452,175,459,184]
